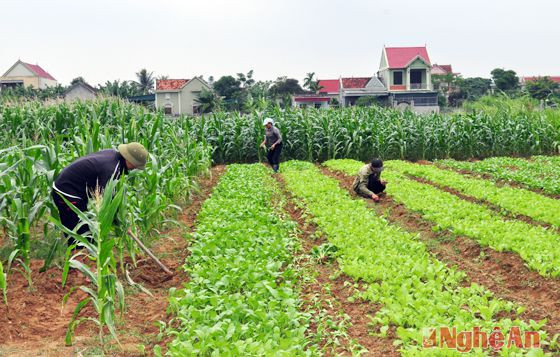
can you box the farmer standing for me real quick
[353,159,387,202]
[51,142,148,245]
[260,118,283,173]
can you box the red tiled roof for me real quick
[432,64,453,74]
[318,79,340,93]
[341,77,371,89]
[523,76,560,84]
[385,47,431,69]
[439,65,452,73]
[23,62,56,80]
[156,79,189,91]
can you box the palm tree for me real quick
[194,88,221,113]
[303,72,316,90]
[135,69,155,94]
[303,72,323,93]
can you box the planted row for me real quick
[324,159,560,277]
[387,160,560,227]
[167,164,314,355]
[437,157,560,195]
[282,161,545,355]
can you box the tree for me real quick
[249,80,272,100]
[491,68,519,92]
[213,75,242,99]
[135,68,155,94]
[194,88,221,113]
[303,72,323,93]
[237,70,255,89]
[525,77,559,100]
[157,75,169,80]
[99,80,141,98]
[270,77,304,97]
[71,76,85,85]
[213,75,244,110]
[303,72,315,90]
[448,77,492,106]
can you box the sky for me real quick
[1,0,558,86]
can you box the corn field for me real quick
[0,98,211,346]
[2,98,560,353]
[198,106,560,163]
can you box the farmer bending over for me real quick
[352,158,387,202]
[51,142,148,245]
[260,118,283,173]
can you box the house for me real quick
[64,82,98,102]
[155,77,211,116]
[0,60,57,90]
[293,46,439,113]
[431,64,454,76]
[339,77,387,106]
[520,76,560,89]
[292,79,340,108]
[377,46,439,112]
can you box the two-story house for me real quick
[377,46,438,112]
[293,46,440,112]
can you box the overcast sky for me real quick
[1,0,558,86]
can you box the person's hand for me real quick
[371,194,379,202]
[260,142,265,149]
[271,144,276,150]
[381,180,387,185]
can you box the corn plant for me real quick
[0,259,6,305]
[54,177,126,349]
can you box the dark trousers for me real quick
[51,190,89,246]
[367,175,386,194]
[267,143,282,172]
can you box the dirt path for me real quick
[0,166,225,357]
[274,173,400,356]
[320,165,560,340]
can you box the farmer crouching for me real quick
[352,158,387,202]
[51,142,148,245]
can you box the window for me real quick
[393,71,403,85]
[164,106,172,115]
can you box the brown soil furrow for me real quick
[274,173,400,356]
[0,165,225,357]
[320,165,560,339]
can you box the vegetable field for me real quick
[2,99,560,355]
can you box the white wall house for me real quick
[64,82,98,102]
[155,77,211,116]
[0,60,57,90]
[293,46,440,113]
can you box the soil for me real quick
[320,165,560,339]
[0,165,225,357]
[274,174,400,356]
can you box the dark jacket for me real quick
[352,164,382,197]
[53,149,128,201]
